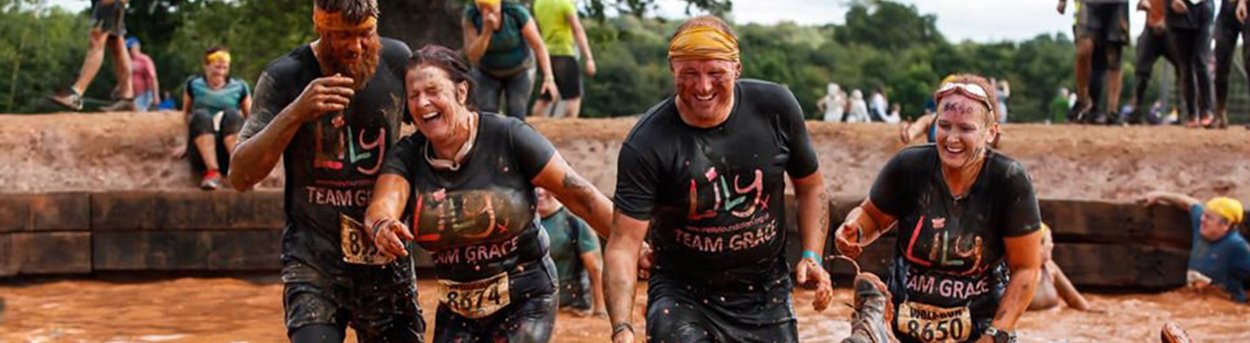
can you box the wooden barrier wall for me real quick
[0,191,1213,289]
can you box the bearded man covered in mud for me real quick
[603,15,835,343]
[226,0,423,341]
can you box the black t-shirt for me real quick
[613,79,819,324]
[239,38,411,275]
[381,113,557,297]
[869,145,1041,326]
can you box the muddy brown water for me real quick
[1,278,1248,342]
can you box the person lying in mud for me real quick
[1027,223,1093,311]
[1141,191,1250,303]
[366,44,613,343]
[836,74,1044,343]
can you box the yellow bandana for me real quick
[205,50,231,65]
[668,26,739,62]
[1206,197,1244,224]
[313,8,377,32]
[475,0,501,7]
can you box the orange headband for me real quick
[668,25,739,62]
[313,8,377,32]
[205,50,231,65]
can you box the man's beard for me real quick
[316,35,381,90]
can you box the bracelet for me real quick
[801,250,821,262]
[370,219,391,236]
[612,323,634,339]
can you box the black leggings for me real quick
[290,324,345,343]
[1132,28,1176,108]
[1213,7,1250,112]
[1170,25,1215,120]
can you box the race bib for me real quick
[339,214,395,265]
[896,301,973,343]
[437,272,511,319]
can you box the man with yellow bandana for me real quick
[605,15,834,343]
[1143,191,1250,303]
[227,0,423,341]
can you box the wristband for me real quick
[801,250,821,262]
[612,323,634,339]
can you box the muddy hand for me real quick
[1239,0,1248,23]
[372,218,412,258]
[796,258,834,312]
[291,74,355,123]
[638,241,654,279]
[835,222,864,259]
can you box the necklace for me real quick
[425,113,478,171]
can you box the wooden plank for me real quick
[205,229,282,270]
[5,232,92,275]
[92,231,211,270]
[30,193,91,231]
[91,192,159,231]
[1052,242,1188,289]
[156,191,231,230]
[0,234,16,276]
[229,190,285,229]
[0,195,30,233]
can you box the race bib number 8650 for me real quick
[437,272,511,319]
[896,301,972,343]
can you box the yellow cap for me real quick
[1206,197,1244,224]
[476,0,501,7]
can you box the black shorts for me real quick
[539,56,582,101]
[282,259,425,342]
[187,108,244,173]
[1075,2,1130,44]
[91,0,125,36]
[645,281,798,343]
[556,276,592,312]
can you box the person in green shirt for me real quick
[531,0,596,118]
[1051,87,1071,123]
[537,187,606,317]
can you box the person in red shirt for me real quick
[126,37,160,112]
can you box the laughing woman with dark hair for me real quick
[366,44,613,342]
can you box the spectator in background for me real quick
[1167,0,1216,128]
[48,0,134,111]
[463,0,559,119]
[846,89,871,123]
[126,37,160,112]
[1058,0,1130,125]
[531,0,596,118]
[536,188,607,317]
[1211,0,1249,129]
[1126,0,1177,125]
[881,103,902,124]
[1051,87,1072,123]
[996,79,1011,123]
[179,47,251,190]
[817,82,847,122]
[868,87,888,122]
[1142,191,1250,303]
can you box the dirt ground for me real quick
[3,111,1249,202]
[1,277,1248,343]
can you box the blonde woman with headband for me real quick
[177,46,251,190]
[835,74,1043,343]
[605,15,833,343]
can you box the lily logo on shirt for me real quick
[313,113,386,175]
[687,167,768,220]
[905,215,988,276]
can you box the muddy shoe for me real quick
[844,273,897,343]
[1160,322,1193,343]
[48,89,84,111]
[101,98,135,112]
